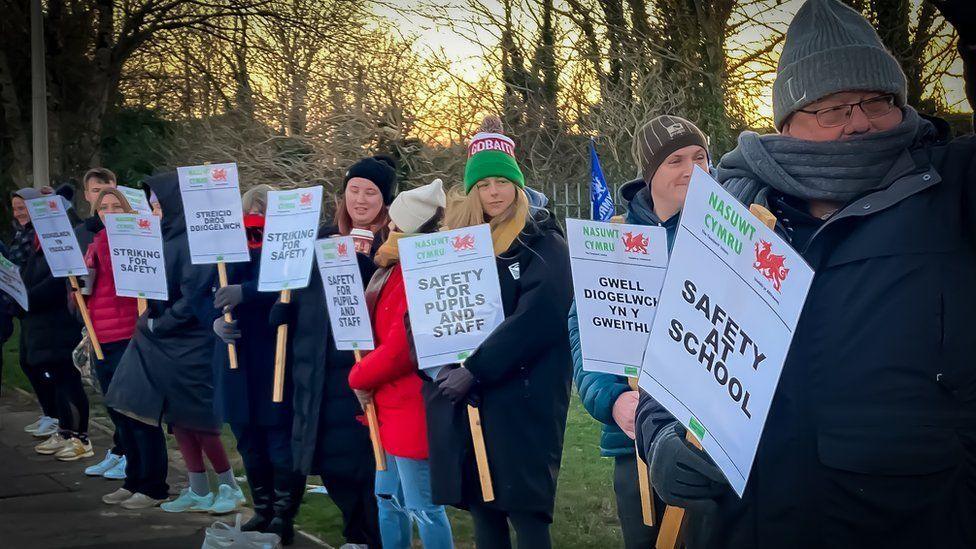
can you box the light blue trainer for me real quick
[208,484,246,515]
[85,450,121,477]
[103,455,127,480]
[160,488,214,513]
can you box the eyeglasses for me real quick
[797,94,896,128]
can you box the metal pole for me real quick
[30,0,49,189]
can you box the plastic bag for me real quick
[201,515,281,549]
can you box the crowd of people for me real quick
[2,1,975,548]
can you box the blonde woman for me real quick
[424,117,573,549]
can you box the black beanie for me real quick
[343,155,398,205]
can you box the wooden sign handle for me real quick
[137,298,147,316]
[628,377,656,527]
[467,403,495,502]
[353,349,387,471]
[216,262,239,370]
[272,290,291,402]
[69,275,103,360]
[658,204,778,549]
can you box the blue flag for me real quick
[589,139,614,221]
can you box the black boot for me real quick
[241,465,274,532]
[267,470,306,546]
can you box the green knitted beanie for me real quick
[463,117,525,193]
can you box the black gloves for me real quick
[214,285,244,310]
[650,422,727,511]
[435,366,477,405]
[268,300,295,328]
[213,317,241,345]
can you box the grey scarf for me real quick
[718,107,935,204]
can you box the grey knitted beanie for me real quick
[772,0,907,130]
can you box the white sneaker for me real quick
[85,450,122,476]
[102,488,134,505]
[32,417,59,438]
[55,438,94,461]
[34,433,69,455]
[208,484,245,515]
[160,488,214,513]
[23,415,44,433]
[121,492,163,510]
[102,455,127,480]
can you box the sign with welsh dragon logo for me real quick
[400,224,504,370]
[258,186,323,292]
[177,162,249,265]
[566,218,669,377]
[104,213,168,300]
[638,166,814,497]
[25,196,88,278]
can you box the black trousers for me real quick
[614,453,663,549]
[44,359,89,437]
[20,353,58,418]
[116,413,169,499]
[231,423,293,474]
[467,502,553,549]
[93,340,130,455]
[317,458,381,547]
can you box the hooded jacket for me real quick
[107,172,219,430]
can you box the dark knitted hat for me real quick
[619,115,709,202]
[343,155,399,205]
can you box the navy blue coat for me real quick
[213,247,289,426]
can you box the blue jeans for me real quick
[375,453,454,549]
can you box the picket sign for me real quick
[399,225,503,502]
[178,162,249,369]
[103,213,168,301]
[0,254,28,311]
[25,196,104,360]
[118,185,151,214]
[655,203,780,549]
[258,187,323,402]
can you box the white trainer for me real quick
[23,415,44,433]
[121,492,164,510]
[34,433,68,455]
[32,417,59,438]
[102,488,134,505]
[102,455,127,480]
[160,488,214,513]
[55,438,94,461]
[85,450,122,476]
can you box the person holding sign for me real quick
[75,189,139,484]
[107,172,240,512]
[639,1,976,548]
[571,115,710,548]
[427,116,573,549]
[269,155,397,547]
[14,189,91,461]
[347,179,454,549]
[210,185,300,529]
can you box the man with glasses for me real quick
[636,0,976,548]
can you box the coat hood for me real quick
[144,171,186,238]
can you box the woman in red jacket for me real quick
[348,179,454,549]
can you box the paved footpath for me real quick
[0,389,325,548]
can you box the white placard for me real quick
[400,224,504,369]
[103,213,168,300]
[258,186,323,292]
[315,236,374,351]
[567,218,669,377]
[26,196,88,277]
[177,162,249,264]
[118,185,151,214]
[0,254,28,311]
[638,167,814,497]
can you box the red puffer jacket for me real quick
[85,230,138,344]
[348,265,428,460]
